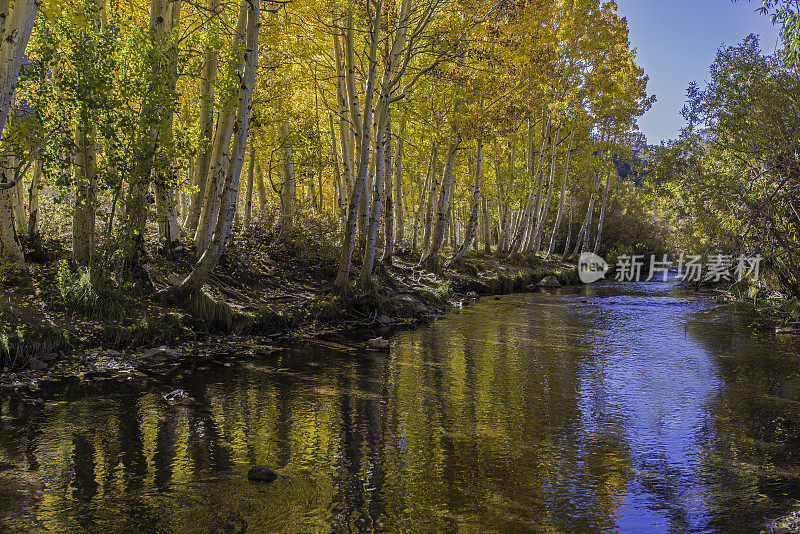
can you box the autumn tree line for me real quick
[0,0,654,306]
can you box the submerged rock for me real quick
[143,346,180,362]
[365,337,390,351]
[247,465,279,483]
[163,389,190,403]
[538,276,561,288]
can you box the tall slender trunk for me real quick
[334,1,382,287]
[279,122,296,230]
[0,158,23,262]
[185,0,220,234]
[547,128,575,257]
[382,109,394,264]
[328,113,347,228]
[450,138,483,264]
[256,162,266,218]
[0,0,39,143]
[594,172,611,255]
[172,0,258,294]
[154,0,183,254]
[482,192,491,252]
[511,116,549,252]
[11,172,25,237]
[421,143,438,253]
[411,166,428,251]
[571,172,601,259]
[73,120,97,266]
[562,181,575,257]
[421,136,460,268]
[531,126,561,254]
[27,160,41,242]
[333,25,353,199]
[243,144,255,228]
[393,115,406,247]
[360,96,389,281]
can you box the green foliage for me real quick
[56,260,129,319]
[652,35,800,297]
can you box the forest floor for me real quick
[0,223,579,394]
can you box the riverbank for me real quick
[0,227,579,393]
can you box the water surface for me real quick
[2,280,800,532]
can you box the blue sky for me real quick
[615,0,781,144]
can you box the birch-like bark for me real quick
[328,113,347,227]
[154,0,183,253]
[185,0,220,234]
[173,0,258,294]
[381,109,394,264]
[360,95,389,281]
[0,158,22,262]
[594,172,611,255]
[333,25,353,199]
[421,144,438,253]
[280,121,295,229]
[393,115,406,247]
[531,126,561,254]
[511,117,548,253]
[449,138,483,264]
[547,128,575,257]
[562,180,575,257]
[0,0,39,143]
[11,172,24,237]
[256,162,266,220]
[571,172,601,258]
[194,6,245,255]
[411,166,428,251]
[481,192,491,252]
[334,0,381,287]
[420,136,460,268]
[497,139,516,252]
[243,143,255,228]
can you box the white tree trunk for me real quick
[594,172,611,255]
[0,158,23,262]
[421,136,459,268]
[449,138,483,264]
[547,128,575,257]
[334,2,382,287]
[243,143,255,229]
[174,0,258,293]
[280,121,296,230]
[531,126,561,254]
[0,0,38,142]
[185,0,220,234]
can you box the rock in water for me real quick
[538,276,561,288]
[366,337,390,351]
[248,465,279,482]
[376,315,392,326]
[143,346,180,362]
[164,389,190,403]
